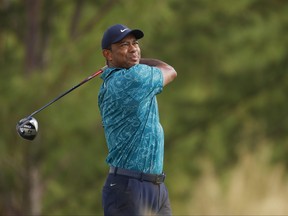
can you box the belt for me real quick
[109,167,166,184]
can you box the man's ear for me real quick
[102,49,112,61]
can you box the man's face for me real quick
[105,34,141,69]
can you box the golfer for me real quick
[98,24,177,215]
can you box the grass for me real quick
[177,147,288,215]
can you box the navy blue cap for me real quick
[101,24,144,49]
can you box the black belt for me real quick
[109,167,166,184]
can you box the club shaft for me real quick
[27,67,105,118]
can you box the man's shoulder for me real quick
[130,64,161,73]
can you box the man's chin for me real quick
[126,60,139,68]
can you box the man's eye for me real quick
[121,42,129,47]
[120,41,139,47]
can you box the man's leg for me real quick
[102,174,139,215]
[102,174,172,216]
[157,183,172,216]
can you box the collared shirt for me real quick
[98,64,164,174]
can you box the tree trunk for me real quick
[70,0,84,39]
[22,141,43,216]
[24,0,42,74]
[30,165,43,216]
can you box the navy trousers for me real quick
[102,174,172,216]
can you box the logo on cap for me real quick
[120,28,128,33]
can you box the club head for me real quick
[16,117,38,141]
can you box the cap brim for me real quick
[112,29,144,44]
[130,29,144,40]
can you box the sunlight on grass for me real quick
[187,148,288,215]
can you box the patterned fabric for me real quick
[98,64,164,174]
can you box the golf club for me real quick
[16,66,107,141]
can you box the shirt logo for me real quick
[120,28,128,33]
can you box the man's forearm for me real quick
[140,58,169,67]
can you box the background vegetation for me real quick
[1,0,288,215]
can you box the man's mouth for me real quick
[130,55,139,61]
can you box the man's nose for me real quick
[129,43,138,51]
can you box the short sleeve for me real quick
[112,64,163,102]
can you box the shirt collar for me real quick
[100,67,119,80]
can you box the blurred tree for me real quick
[1,0,288,215]
[1,0,121,214]
[143,0,288,211]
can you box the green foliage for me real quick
[1,0,288,214]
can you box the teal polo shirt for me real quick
[98,64,164,174]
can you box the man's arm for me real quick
[140,58,177,86]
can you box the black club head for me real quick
[16,117,38,141]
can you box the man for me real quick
[98,24,177,216]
